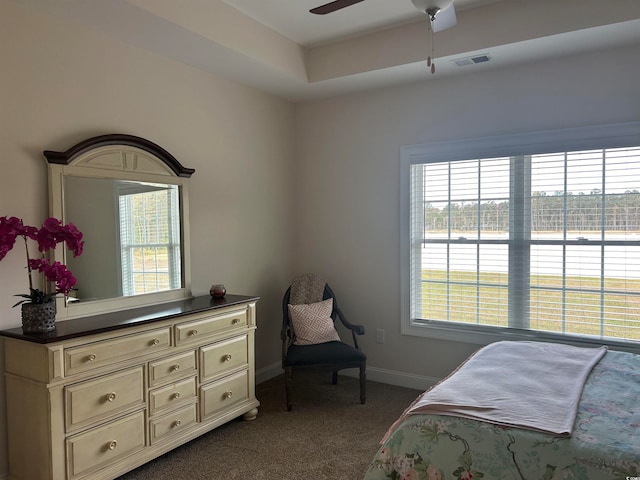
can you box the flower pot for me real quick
[21,302,56,333]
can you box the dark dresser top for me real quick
[0,294,259,344]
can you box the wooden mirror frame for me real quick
[45,134,194,320]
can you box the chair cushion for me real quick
[288,298,341,345]
[285,341,367,367]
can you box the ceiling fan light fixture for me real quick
[425,7,440,22]
[411,0,457,32]
[410,0,454,14]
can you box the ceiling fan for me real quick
[310,0,457,73]
[310,0,457,33]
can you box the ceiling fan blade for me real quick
[310,0,366,15]
[431,3,457,32]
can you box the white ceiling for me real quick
[16,0,640,102]
[222,0,499,47]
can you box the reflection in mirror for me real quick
[64,177,182,303]
[45,134,194,320]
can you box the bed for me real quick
[364,341,640,480]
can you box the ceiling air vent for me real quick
[451,54,492,67]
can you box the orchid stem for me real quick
[23,236,33,291]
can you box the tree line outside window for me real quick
[423,190,640,234]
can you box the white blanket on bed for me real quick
[407,341,607,436]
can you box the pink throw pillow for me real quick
[288,298,341,345]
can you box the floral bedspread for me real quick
[364,350,640,480]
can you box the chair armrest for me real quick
[351,324,365,335]
[336,307,365,350]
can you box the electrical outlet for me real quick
[375,328,385,344]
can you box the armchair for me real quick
[281,275,366,411]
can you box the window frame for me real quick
[117,183,182,297]
[400,121,640,351]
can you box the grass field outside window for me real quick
[421,269,640,340]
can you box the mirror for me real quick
[64,177,182,302]
[46,134,194,320]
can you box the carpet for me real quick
[117,372,421,480]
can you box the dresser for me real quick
[0,294,259,480]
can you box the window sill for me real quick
[402,319,640,354]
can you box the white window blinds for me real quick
[403,123,640,346]
[119,184,181,296]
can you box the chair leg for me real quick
[359,363,366,404]
[285,366,293,411]
[332,371,338,385]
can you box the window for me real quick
[401,122,640,347]
[118,183,182,296]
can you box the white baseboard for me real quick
[339,366,438,391]
[255,362,438,392]
[255,362,283,384]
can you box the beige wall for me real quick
[0,0,295,347]
[0,2,295,474]
[294,44,640,383]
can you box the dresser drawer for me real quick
[149,404,198,445]
[66,411,145,479]
[149,350,197,387]
[175,309,247,345]
[200,370,249,420]
[65,367,144,432]
[200,335,248,383]
[64,327,171,375]
[149,376,197,416]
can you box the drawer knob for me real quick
[172,364,181,371]
[172,392,181,400]
[173,419,182,428]
[190,329,198,336]
[223,391,233,400]
[223,354,232,362]
[151,338,161,346]
[86,354,97,362]
[106,392,117,402]
[232,318,240,325]
[107,440,117,451]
